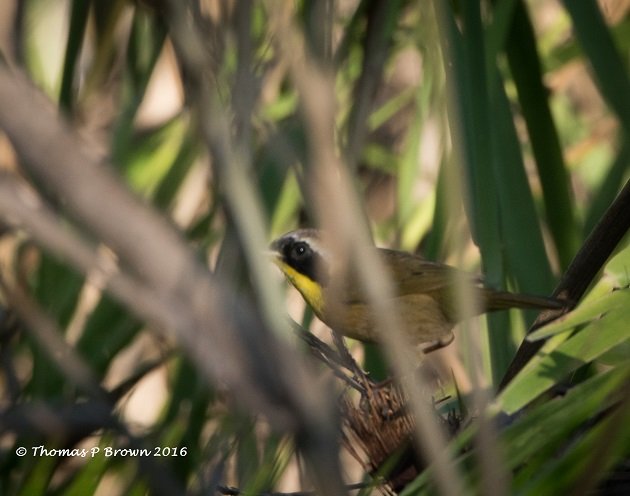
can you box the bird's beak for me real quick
[265,248,282,266]
[267,237,285,259]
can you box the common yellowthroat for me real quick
[270,229,563,352]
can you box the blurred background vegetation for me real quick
[0,0,629,494]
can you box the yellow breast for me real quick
[276,261,326,318]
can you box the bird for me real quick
[269,228,564,352]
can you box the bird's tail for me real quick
[483,289,565,312]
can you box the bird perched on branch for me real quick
[270,229,563,352]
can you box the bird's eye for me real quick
[282,239,327,285]
[290,242,310,261]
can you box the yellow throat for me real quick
[273,259,326,318]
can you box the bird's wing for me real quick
[378,249,479,296]
[336,248,480,304]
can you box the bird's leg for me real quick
[419,332,454,354]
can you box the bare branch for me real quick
[0,67,336,445]
[155,2,347,492]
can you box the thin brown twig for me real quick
[265,5,466,495]
[0,273,104,399]
[0,66,334,440]
[343,0,398,169]
[292,323,367,394]
[155,1,345,493]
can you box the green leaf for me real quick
[562,0,630,133]
[59,0,90,110]
[497,289,630,414]
[527,289,630,340]
[502,366,630,490]
[504,1,579,269]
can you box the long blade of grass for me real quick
[504,1,579,269]
[497,290,630,414]
[59,0,90,110]
[562,0,630,133]
[584,141,630,234]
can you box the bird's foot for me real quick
[419,333,454,354]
